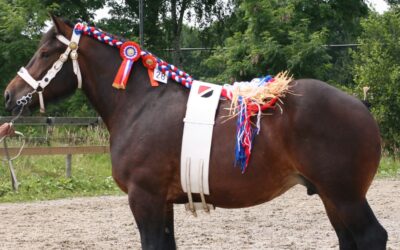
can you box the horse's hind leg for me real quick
[128,187,176,250]
[320,195,387,250]
[337,199,387,250]
[321,198,357,249]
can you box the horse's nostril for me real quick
[4,91,11,107]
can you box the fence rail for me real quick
[0,145,110,156]
[1,117,109,191]
[0,116,103,126]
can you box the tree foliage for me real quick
[201,0,370,84]
[44,0,105,21]
[203,0,332,82]
[353,10,400,153]
[0,0,48,110]
[100,0,231,66]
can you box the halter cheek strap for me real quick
[16,24,83,113]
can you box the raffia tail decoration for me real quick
[229,71,293,173]
[229,71,293,116]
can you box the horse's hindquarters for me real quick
[285,79,381,200]
[204,79,381,209]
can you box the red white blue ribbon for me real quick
[113,41,141,89]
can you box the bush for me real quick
[353,10,400,155]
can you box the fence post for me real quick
[3,138,19,191]
[66,154,72,178]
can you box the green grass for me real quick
[377,156,400,178]
[0,153,122,203]
[0,125,123,202]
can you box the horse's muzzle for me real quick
[4,90,31,116]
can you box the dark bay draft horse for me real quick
[4,17,387,249]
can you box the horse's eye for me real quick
[40,49,50,58]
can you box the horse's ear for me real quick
[50,14,68,35]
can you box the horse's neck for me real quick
[80,43,188,134]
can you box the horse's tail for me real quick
[361,100,371,110]
[361,86,371,110]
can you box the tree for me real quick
[201,0,369,85]
[291,0,369,86]
[44,0,105,21]
[0,0,48,115]
[385,0,400,6]
[102,0,232,67]
[353,10,400,154]
[202,0,332,82]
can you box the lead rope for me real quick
[1,96,31,191]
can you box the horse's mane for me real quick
[43,18,127,49]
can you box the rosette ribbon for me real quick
[113,41,141,89]
[142,54,159,87]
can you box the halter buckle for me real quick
[70,51,78,60]
[69,42,78,50]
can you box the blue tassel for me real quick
[234,97,248,172]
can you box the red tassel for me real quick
[261,97,278,111]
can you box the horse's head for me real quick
[4,16,80,114]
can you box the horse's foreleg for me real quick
[128,187,176,250]
[164,203,176,248]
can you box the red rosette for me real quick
[120,41,141,61]
[142,54,157,70]
[141,54,159,87]
[113,41,142,89]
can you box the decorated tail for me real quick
[230,72,292,172]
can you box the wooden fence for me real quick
[0,117,109,191]
[0,145,110,174]
[0,116,103,126]
[0,145,109,156]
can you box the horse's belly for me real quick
[206,171,299,208]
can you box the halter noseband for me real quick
[16,23,83,113]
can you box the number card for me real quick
[154,66,168,84]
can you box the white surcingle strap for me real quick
[16,23,83,113]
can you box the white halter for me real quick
[17,24,83,113]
